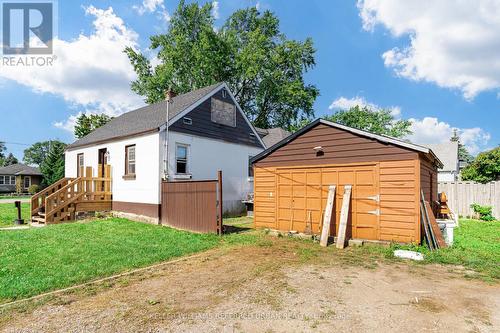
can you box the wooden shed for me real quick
[251,119,442,243]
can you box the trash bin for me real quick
[437,220,457,246]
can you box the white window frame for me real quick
[10,176,16,185]
[125,144,136,176]
[77,153,84,177]
[0,176,4,185]
[175,143,190,175]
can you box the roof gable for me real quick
[66,82,224,150]
[251,119,443,167]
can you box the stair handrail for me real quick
[31,177,72,215]
[45,177,84,222]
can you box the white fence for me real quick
[438,181,500,219]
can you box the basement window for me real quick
[183,117,192,125]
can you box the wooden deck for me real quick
[31,165,112,224]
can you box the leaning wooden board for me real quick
[320,185,336,247]
[424,201,447,248]
[336,185,352,249]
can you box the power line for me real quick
[0,141,31,146]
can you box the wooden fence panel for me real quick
[161,180,221,234]
[438,181,500,218]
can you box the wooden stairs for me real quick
[31,165,112,224]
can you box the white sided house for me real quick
[65,83,269,222]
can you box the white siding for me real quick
[65,132,161,205]
[163,130,263,214]
[438,171,456,182]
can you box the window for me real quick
[0,176,4,185]
[77,153,84,177]
[211,98,236,127]
[24,176,31,189]
[125,145,136,176]
[221,89,227,98]
[183,117,192,125]
[10,176,15,185]
[176,144,188,174]
[248,156,254,178]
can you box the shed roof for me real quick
[67,82,224,150]
[251,118,443,167]
[0,163,42,176]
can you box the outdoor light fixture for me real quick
[313,146,324,157]
[104,150,110,162]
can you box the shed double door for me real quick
[276,164,380,240]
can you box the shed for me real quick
[250,119,442,243]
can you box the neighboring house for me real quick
[424,142,459,182]
[65,82,266,221]
[255,127,291,148]
[0,163,42,193]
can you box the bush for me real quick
[28,184,40,195]
[470,203,495,221]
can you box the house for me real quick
[64,82,267,222]
[0,163,42,193]
[424,142,459,182]
[251,118,443,244]
[255,127,291,148]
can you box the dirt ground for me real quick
[1,237,498,333]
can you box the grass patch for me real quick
[391,219,499,280]
[0,202,30,227]
[0,217,257,302]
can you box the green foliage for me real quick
[290,105,412,137]
[125,1,319,130]
[74,113,113,139]
[470,203,495,221]
[0,153,18,167]
[28,184,39,195]
[461,147,500,183]
[23,140,64,166]
[0,142,5,159]
[40,141,67,186]
[450,130,473,164]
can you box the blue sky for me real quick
[1,0,499,161]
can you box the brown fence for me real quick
[161,171,223,234]
[438,181,500,219]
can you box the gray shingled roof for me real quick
[0,163,42,176]
[424,142,459,172]
[255,127,291,148]
[67,82,224,150]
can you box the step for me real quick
[31,216,46,223]
[38,212,46,217]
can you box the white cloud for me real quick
[407,117,491,154]
[133,0,170,22]
[212,1,220,19]
[329,96,401,117]
[357,0,500,99]
[0,6,145,134]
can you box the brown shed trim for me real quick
[251,119,443,168]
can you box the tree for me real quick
[23,140,65,166]
[0,142,5,159]
[291,106,412,137]
[74,113,113,139]
[450,130,473,164]
[125,1,319,130]
[2,153,18,166]
[461,147,500,183]
[40,141,67,186]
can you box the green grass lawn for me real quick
[0,217,257,302]
[393,219,499,281]
[0,202,30,227]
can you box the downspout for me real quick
[163,89,173,180]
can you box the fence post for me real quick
[217,170,223,235]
